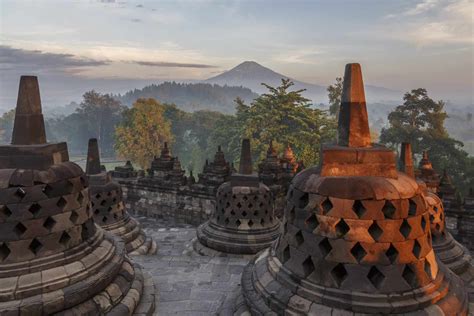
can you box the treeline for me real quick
[0,79,472,196]
[116,81,258,114]
[114,79,337,173]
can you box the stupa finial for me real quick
[337,63,371,147]
[400,142,415,178]
[11,76,47,145]
[239,138,252,174]
[86,138,102,175]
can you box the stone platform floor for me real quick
[131,216,249,315]
[131,216,474,315]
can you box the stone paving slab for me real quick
[131,216,249,315]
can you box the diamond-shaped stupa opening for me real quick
[385,244,399,263]
[29,238,43,255]
[367,266,385,289]
[400,219,412,239]
[305,214,319,231]
[302,256,315,278]
[331,263,348,287]
[402,265,418,288]
[0,243,11,261]
[350,242,367,262]
[319,237,332,257]
[321,198,333,214]
[295,230,304,246]
[335,218,350,237]
[368,221,383,241]
[382,201,396,219]
[352,200,366,218]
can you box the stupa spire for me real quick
[86,138,102,175]
[11,76,47,145]
[399,142,415,178]
[239,138,252,174]
[337,63,371,147]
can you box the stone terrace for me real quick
[131,215,249,315]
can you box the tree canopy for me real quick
[115,98,173,169]
[0,109,15,144]
[380,88,472,194]
[210,79,337,167]
[327,77,343,116]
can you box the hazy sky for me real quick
[0,0,472,106]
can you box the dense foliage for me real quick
[116,81,258,114]
[115,98,173,169]
[0,80,471,196]
[380,88,473,194]
[211,79,337,167]
[327,77,343,116]
[162,104,227,173]
[0,109,15,143]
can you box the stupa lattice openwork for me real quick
[194,138,281,256]
[400,142,474,296]
[233,64,469,315]
[0,76,155,314]
[86,138,157,255]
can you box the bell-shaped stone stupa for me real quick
[194,138,280,255]
[0,76,155,314]
[235,64,469,315]
[400,143,474,290]
[86,138,157,255]
[416,150,440,193]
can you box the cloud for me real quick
[0,45,108,74]
[383,0,473,47]
[405,0,440,15]
[133,60,217,68]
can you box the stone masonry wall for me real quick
[457,213,474,251]
[119,180,215,226]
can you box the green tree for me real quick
[380,88,472,194]
[162,103,227,173]
[0,109,15,144]
[327,77,343,116]
[211,79,337,167]
[115,98,173,168]
[76,91,125,156]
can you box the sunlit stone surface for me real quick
[0,76,156,315]
[86,138,157,255]
[230,64,469,315]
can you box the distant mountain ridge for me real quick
[206,61,401,103]
[114,61,402,114]
[116,81,258,113]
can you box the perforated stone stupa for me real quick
[416,150,440,193]
[194,139,280,255]
[111,160,139,179]
[258,141,286,217]
[234,64,469,315]
[145,142,186,187]
[0,76,155,315]
[438,169,459,214]
[400,143,474,290]
[195,145,232,194]
[86,138,157,255]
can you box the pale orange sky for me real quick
[0,0,472,106]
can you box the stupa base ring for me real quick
[196,221,280,255]
[102,215,157,256]
[238,248,469,315]
[0,231,156,315]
